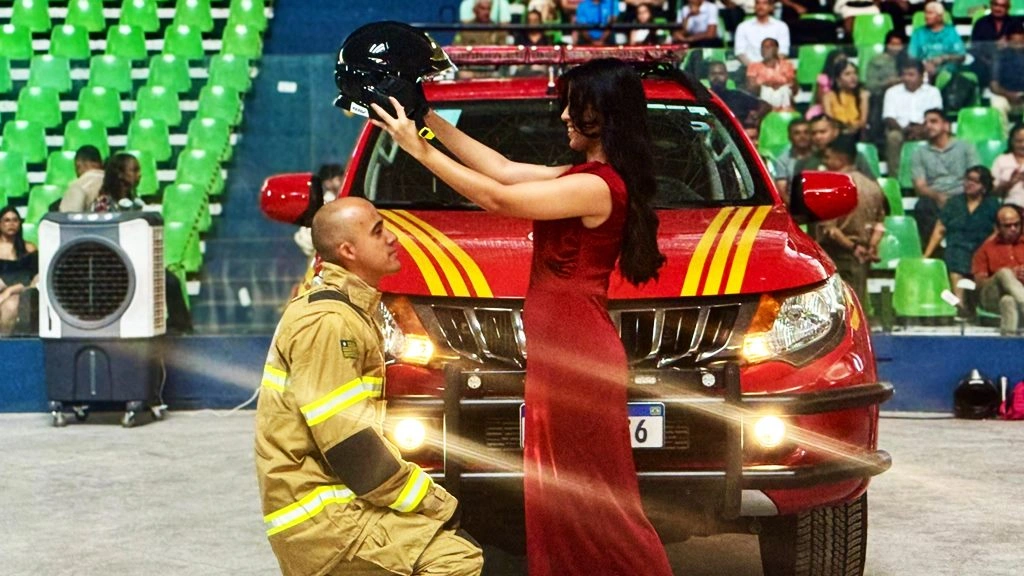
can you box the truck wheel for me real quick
[758,493,868,576]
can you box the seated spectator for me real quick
[878,0,913,34]
[745,38,796,110]
[456,0,509,46]
[794,114,876,177]
[923,165,1001,310]
[908,1,965,79]
[814,135,886,305]
[773,117,814,203]
[673,0,723,47]
[59,146,105,213]
[515,9,554,46]
[573,0,619,45]
[805,47,853,120]
[823,60,870,138]
[628,3,662,45]
[779,0,837,44]
[0,206,38,336]
[969,0,1020,90]
[911,109,982,244]
[529,0,561,22]
[733,0,790,66]
[707,61,771,131]
[989,22,1024,132]
[294,163,345,262]
[866,31,907,102]
[621,0,667,23]
[882,58,943,176]
[834,0,880,35]
[971,204,1024,334]
[993,124,1024,207]
[459,0,514,23]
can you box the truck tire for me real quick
[758,493,868,576]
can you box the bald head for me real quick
[312,197,370,264]
[311,197,400,286]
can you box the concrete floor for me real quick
[1,410,1022,576]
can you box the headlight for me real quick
[379,297,435,366]
[390,418,428,452]
[742,275,846,365]
[751,416,787,448]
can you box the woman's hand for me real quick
[369,97,431,160]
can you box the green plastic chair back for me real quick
[164,219,203,273]
[0,24,34,61]
[221,23,263,59]
[163,180,210,237]
[975,139,1007,169]
[44,149,79,188]
[63,119,111,159]
[0,151,30,199]
[126,116,172,162]
[893,258,957,317]
[106,25,148,61]
[852,13,893,47]
[120,0,161,33]
[874,215,922,270]
[898,140,927,189]
[197,84,242,125]
[911,9,952,30]
[67,0,107,33]
[800,12,837,23]
[856,141,881,178]
[76,84,124,129]
[125,148,159,197]
[136,84,183,127]
[163,23,206,60]
[953,0,990,18]
[877,177,904,216]
[174,0,214,33]
[89,54,133,93]
[796,44,834,86]
[148,53,192,93]
[186,115,231,160]
[25,184,64,227]
[2,121,47,164]
[28,54,72,93]
[174,147,218,189]
[208,53,251,93]
[956,106,1004,142]
[228,0,267,32]
[13,0,52,33]
[49,24,91,60]
[757,110,801,158]
[0,58,11,94]
[16,86,62,128]
[1014,0,1024,16]
[857,43,884,82]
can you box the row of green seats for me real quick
[9,0,267,35]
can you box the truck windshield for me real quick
[359,100,769,208]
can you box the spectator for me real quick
[59,146,104,213]
[673,0,723,47]
[628,3,661,44]
[707,61,771,132]
[908,1,965,79]
[621,0,666,23]
[573,0,619,45]
[746,38,797,110]
[805,47,852,119]
[834,0,880,36]
[969,0,1020,89]
[911,108,982,243]
[459,0,514,23]
[456,0,509,46]
[866,31,908,102]
[923,165,1001,311]
[878,0,914,34]
[773,118,814,203]
[779,0,837,44]
[733,0,790,66]
[971,204,1024,334]
[814,135,886,305]
[294,164,346,260]
[993,124,1024,207]
[882,58,942,176]
[516,9,554,46]
[529,0,561,22]
[823,60,870,138]
[989,22,1024,132]
[794,114,876,176]
[0,206,37,336]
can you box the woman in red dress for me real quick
[371,58,673,576]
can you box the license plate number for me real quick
[520,402,665,448]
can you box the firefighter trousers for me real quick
[328,524,483,576]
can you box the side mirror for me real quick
[790,171,858,223]
[259,172,325,226]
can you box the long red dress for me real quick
[522,162,674,576]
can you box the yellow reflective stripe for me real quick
[264,485,355,536]
[703,207,752,295]
[300,377,383,427]
[393,209,494,297]
[382,218,448,296]
[384,211,470,297]
[682,208,734,296]
[724,206,772,294]
[389,465,432,513]
[261,364,287,392]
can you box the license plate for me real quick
[520,402,665,448]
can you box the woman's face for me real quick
[120,158,141,189]
[886,37,904,54]
[1011,129,1024,155]
[0,211,21,238]
[839,64,859,89]
[963,171,985,197]
[636,4,651,22]
[560,101,601,154]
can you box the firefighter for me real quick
[255,197,483,576]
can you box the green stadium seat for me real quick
[44,150,79,188]
[186,115,231,160]
[953,0,989,18]
[136,84,183,127]
[857,141,881,178]
[63,119,110,159]
[0,191,6,210]
[221,23,263,59]
[126,117,172,162]
[174,0,214,33]
[893,258,957,318]
[0,151,30,199]
[25,184,64,227]
[106,25,148,61]
[911,9,952,30]
[877,177,904,216]
[956,106,1005,142]
[796,44,834,86]
[28,54,72,93]
[76,84,124,129]
[120,0,161,33]
[800,12,837,23]
[147,53,192,93]
[852,13,893,47]
[975,139,1007,169]
[208,53,251,93]
[174,148,220,207]
[1014,0,1024,15]
[898,140,927,189]
[758,110,801,158]
[162,218,202,273]
[873,215,922,270]
[163,23,205,60]
[49,24,91,61]
[16,86,62,129]
[0,24,34,61]
[197,84,242,125]
[228,0,267,32]
[682,47,728,71]
[857,43,884,82]
[12,0,52,33]
[126,149,159,197]
[67,0,107,33]
[89,54,133,93]
[164,179,212,235]
[2,121,47,164]
[0,58,12,94]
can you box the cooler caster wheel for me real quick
[52,411,67,427]
[150,405,166,421]
[72,406,89,422]
[121,411,137,428]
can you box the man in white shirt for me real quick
[882,58,943,177]
[459,0,513,23]
[733,0,790,65]
[59,146,105,213]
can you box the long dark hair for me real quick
[0,205,30,259]
[557,58,666,285]
[99,152,139,202]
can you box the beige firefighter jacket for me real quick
[255,262,458,576]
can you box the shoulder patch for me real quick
[340,339,359,359]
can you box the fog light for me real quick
[392,419,427,452]
[743,334,772,363]
[399,335,435,366]
[753,416,786,448]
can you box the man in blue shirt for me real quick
[573,0,619,45]
[909,1,965,79]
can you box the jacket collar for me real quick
[318,261,381,315]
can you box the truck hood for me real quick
[378,206,834,299]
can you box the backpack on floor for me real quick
[1000,380,1024,420]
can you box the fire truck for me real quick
[260,45,892,576]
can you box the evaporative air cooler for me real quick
[38,212,167,427]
